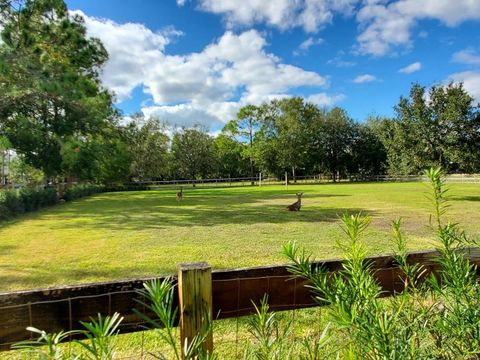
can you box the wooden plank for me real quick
[1,248,479,351]
[178,262,213,358]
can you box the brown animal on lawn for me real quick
[176,187,183,202]
[286,193,303,211]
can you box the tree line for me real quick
[1,0,479,187]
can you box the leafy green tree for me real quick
[309,107,356,181]
[224,104,264,180]
[60,132,131,184]
[249,103,283,177]
[214,133,249,178]
[171,128,217,180]
[368,116,414,175]
[0,0,116,178]
[348,122,387,178]
[9,155,45,185]
[393,82,480,174]
[125,115,171,181]
[274,97,318,180]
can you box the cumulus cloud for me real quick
[353,74,376,83]
[142,104,227,129]
[74,11,329,130]
[71,10,183,101]
[447,71,480,103]
[307,92,346,106]
[356,0,480,56]
[452,48,480,66]
[185,1,480,58]
[399,61,421,74]
[198,0,358,33]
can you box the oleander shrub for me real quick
[63,184,105,201]
[103,184,151,192]
[19,187,57,211]
[0,182,148,221]
[283,167,480,359]
[0,187,58,220]
[0,190,25,218]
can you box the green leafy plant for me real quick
[282,167,480,359]
[284,214,426,356]
[12,327,81,360]
[424,167,480,358]
[134,277,215,360]
[13,313,123,360]
[244,294,292,360]
[76,313,123,360]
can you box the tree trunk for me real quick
[250,157,254,185]
[249,120,254,185]
[0,150,4,186]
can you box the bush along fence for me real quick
[0,187,58,220]
[0,183,154,220]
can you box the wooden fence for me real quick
[1,247,480,354]
[122,174,480,190]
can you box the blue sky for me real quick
[65,0,480,131]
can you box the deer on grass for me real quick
[176,187,183,202]
[286,193,303,211]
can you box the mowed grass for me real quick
[1,182,479,291]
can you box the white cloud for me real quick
[293,36,324,56]
[191,0,480,58]
[356,0,480,56]
[74,11,328,131]
[399,61,421,74]
[307,92,346,106]
[447,71,480,103]
[177,0,187,6]
[353,74,376,83]
[327,56,356,67]
[299,37,323,50]
[142,104,227,129]
[71,10,183,101]
[198,0,358,33]
[452,48,480,66]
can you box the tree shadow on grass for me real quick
[0,263,179,292]
[452,195,480,202]
[18,191,370,233]
[0,244,17,253]
[43,203,377,233]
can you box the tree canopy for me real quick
[0,0,116,178]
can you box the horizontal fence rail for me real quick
[2,174,479,192]
[122,174,480,189]
[1,247,480,351]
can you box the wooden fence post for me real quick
[178,262,213,358]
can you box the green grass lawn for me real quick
[1,182,479,291]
